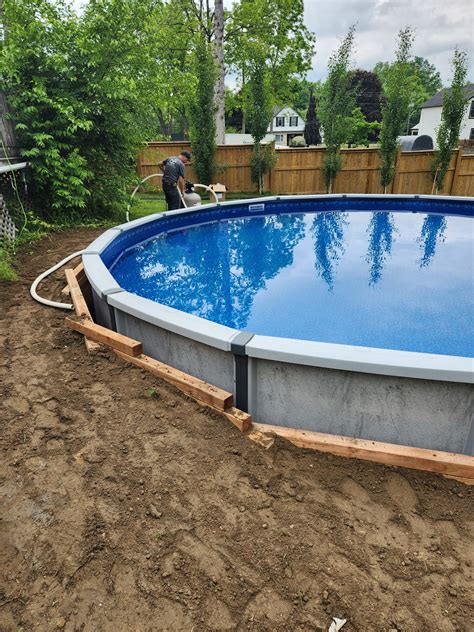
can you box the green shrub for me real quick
[290,135,306,147]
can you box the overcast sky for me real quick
[303,0,473,84]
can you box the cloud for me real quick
[304,0,473,83]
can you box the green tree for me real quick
[1,0,170,220]
[76,0,169,216]
[187,33,216,185]
[245,48,275,193]
[304,89,321,146]
[379,27,414,192]
[2,0,91,216]
[374,55,442,133]
[348,70,383,141]
[226,0,315,129]
[319,25,356,193]
[289,78,323,114]
[347,107,381,147]
[431,49,468,193]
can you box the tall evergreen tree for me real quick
[379,27,414,192]
[304,90,321,146]
[188,34,216,185]
[431,49,468,193]
[245,48,274,194]
[319,25,356,193]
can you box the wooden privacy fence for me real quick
[138,142,474,197]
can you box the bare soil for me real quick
[1,229,473,632]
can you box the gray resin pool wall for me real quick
[83,195,474,456]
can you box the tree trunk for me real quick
[0,0,19,161]
[430,168,439,195]
[0,92,18,161]
[241,69,246,133]
[213,0,225,145]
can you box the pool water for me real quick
[111,210,474,357]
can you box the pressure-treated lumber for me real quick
[62,262,84,295]
[443,474,474,486]
[252,423,474,480]
[65,317,143,357]
[114,350,233,412]
[64,268,91,320]
[220,406,252,432]
[64,268,101,354]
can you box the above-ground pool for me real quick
[83,195,474,455]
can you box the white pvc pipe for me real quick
[193,184,219,203]
[126,174,219,221]
[30,250,86,310]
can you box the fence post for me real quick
[450,147,463,196]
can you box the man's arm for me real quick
[158,159,167,172]
[178,175,185,194]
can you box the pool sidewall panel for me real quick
[248,357,474,455]
[84,194,474,455]
[114,310,235,394]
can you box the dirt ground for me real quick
[1,228,473,632]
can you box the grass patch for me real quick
[0,245,18,281]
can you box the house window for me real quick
[469,101,474,118]
[275,116,285,127]
[469,128,474,140]
[289,116,298,126]
[275,134,284,142]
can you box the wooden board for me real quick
[443,474,474,486]
[64,268,101,354]
[220,406,252,432]
[65,317,143,357]
[64,268,91,320]
[62,262,84,295]
[114,350,233,412]
[252,423,474,480]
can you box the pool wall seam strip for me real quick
[231,331,255,412]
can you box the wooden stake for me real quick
[252,423,474,480]
[65,317,143,357]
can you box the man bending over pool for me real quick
[158,151,192,210]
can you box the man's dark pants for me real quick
[163,183,181,210]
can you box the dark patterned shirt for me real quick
[162,157,185,185]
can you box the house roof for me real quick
[271,105,304,119]
[421,83,474,108]
[272,105,284,118]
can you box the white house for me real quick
[267,105,305,146]
[224,133,276,145]
[411,84,474,146]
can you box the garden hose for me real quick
[30,249,86,310]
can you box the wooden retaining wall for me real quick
[137,142,474,196]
